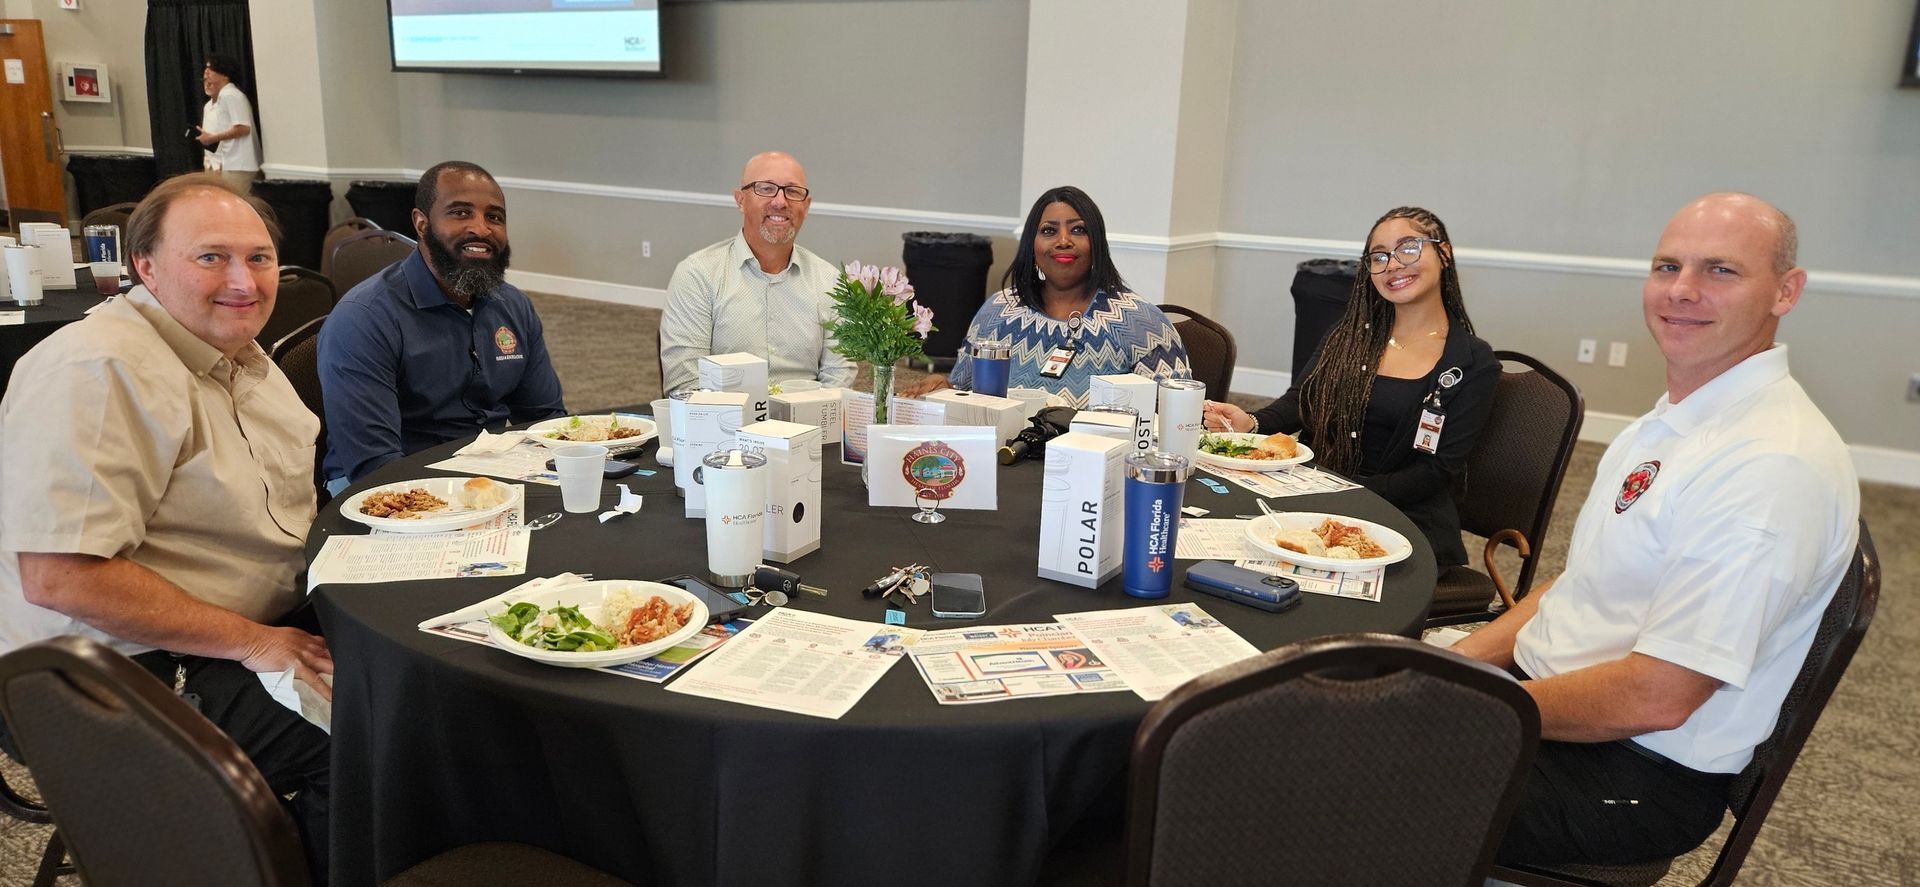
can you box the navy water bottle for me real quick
[970,339,1011,397]
[1122,451,1190,599]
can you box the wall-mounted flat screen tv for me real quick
[388,0,661,76]
[1905,2,1920,87]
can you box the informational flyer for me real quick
[907,623,1128,704]
[1198,464,1360,498]
[1173,518,1258,560]
[307,528,530,586]
[667,608,924,719]
[421,616,754,683]
[428,436,562,485]
[1054,603,1262,701]
[1235,559,1385,603]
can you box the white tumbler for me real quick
[650,396,675,469]
[5,245,43,306]
[0,236,14,301]
[669,389,699,496]
[1157,379,1207,464]
[701,449,767,588]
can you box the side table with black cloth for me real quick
[902,231,993,366]
[310,431,1437,887]
[0,268,119,399]
[345,180,419,233]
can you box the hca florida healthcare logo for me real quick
[902,440,966,501]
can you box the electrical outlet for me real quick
[1909,373,1920,403]
[642,240,652,259]
[1577,339,1596,364]
[1608,342,1628,367]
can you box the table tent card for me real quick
[1037,431,1128,588]
[1088,373,1157,454]
[1068,409,1135,445]
[737,419,822,562]
[771,387,843,445]
[681,390,749,518]
[925,389,1028,447]
[699,352,770,423]
[865,424,998,511]
[18,223,77,289]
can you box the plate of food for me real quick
[484,580,708,668]
[1243,512,1414,571]
[341,477,516,534]
[524,413,657,454]
[1194,432,1313,471]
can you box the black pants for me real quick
[1496,664,1732,865]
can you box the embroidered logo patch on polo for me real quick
[494,326,518,355]
[1615,460,1661,514]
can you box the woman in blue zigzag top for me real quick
[899,186,1192,407]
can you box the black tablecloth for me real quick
[309,432,1437,887]
[0,270,109,398]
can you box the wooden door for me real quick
[0,20,63,226]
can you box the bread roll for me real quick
[1273,528,1326,557]
[1256,433,1298,459]
[460,477,508,509]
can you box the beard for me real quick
[425,231,511,301]
[758,221,799,246]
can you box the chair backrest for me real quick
[80,201,138,234]
[271,315,330,499]
[328,229,414,294]
[1158,304,1237,402]
[1456,351,1584,601]
[0,637,311,887]
[258,266,336,353]
[1127,633,1539,887]
[1701,521,1878,886]
[319,217,382,279]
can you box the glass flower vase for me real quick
[871,362,894,425]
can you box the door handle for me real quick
[41,112,55,163]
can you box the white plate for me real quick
[524,414,657,454]
[483,580,708,668]
[340,477,517,534]
[1193,432,1313,471]
[1243,512,1414,571]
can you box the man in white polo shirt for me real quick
[1455,192,1859,866]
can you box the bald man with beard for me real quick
[659,151,856,394]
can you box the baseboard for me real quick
[508,269,669,310]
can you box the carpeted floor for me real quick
[2,293,1913,885]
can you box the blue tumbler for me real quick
[1122,451,1190,599]
[970,339,1011,398]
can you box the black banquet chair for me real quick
[0,636,632,887]
[1124,633,1540,887]
[271,315,330,500]
[1427,351,1583,626]
[320,216,382,280]
[329,229,415,294]
[257,266,336,353]
[1158,303,1236,402]
[1494,521,1880,887]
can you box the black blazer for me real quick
[1249,326,1499,566]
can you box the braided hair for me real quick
[1297,207,1475,476]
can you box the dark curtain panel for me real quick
[145,0,259,179]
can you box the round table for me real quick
[309,429,1437,887]
[0,269,113,400]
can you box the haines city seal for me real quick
[902,440,966,501]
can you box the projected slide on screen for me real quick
[390,0,661,74]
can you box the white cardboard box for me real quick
[737,419,822,562]
[681,390,749,518]
[1088,374,1157,454]
[1037,432,1127,588]
[699,353,770,423]
[770,387,843,445]
[18,224,77,289]
[1069,409,1135,444]
[925,389,1028,447]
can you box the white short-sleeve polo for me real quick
[1513,345,1858,774]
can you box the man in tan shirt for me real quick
[0,174,330,881]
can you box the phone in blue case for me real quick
[1183,561,1303,613]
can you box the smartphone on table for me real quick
[930,573,987,619]
[658,574,749,625]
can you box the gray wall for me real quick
[5,0,149,151]
[1215,0,1920,451]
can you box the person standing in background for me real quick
[197,54,260,192]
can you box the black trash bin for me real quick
[65,153,159,218]
[901,232,993,368]
[1290,258,1359,379]
[346,180,419,232]
[251,179,335,269]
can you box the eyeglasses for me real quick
[1366,238,1443,274]
[740,181,811,202]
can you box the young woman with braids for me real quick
[1200,207,1498,567]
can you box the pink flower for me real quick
[911,301,935,338]
[880,266,914,302]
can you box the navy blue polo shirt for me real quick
[318,251,566,484]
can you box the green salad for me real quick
[488,601,619,652]
[1198,433,1261,458]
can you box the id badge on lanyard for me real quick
[1414,366,1463,455]
[1039,310,1084,379]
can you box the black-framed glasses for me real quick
[1366,238,1443,273]
[741,181,810,202]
